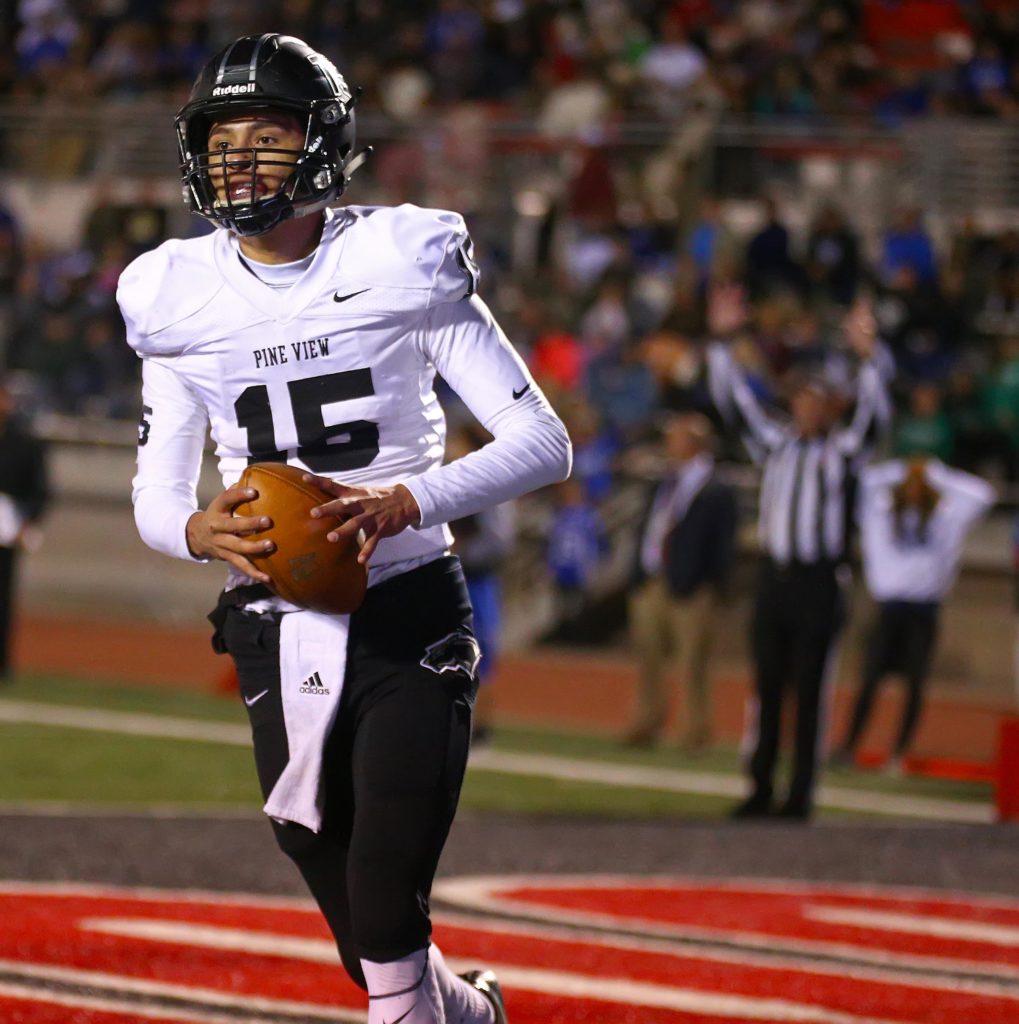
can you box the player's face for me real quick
[206,112,306,207]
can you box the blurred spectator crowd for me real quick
[5,0,1019,121]
[1,1,1017,615]
[517,192,1019,603]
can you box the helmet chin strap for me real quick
[289,145,372,222]
[343,146,372,180]
[189,123,367,235]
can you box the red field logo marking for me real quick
[1,878,1018,1022]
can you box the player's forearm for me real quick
[130,358,212,561]
[925,462,997,515]
[840,360,891,455]
[861,459,907,487]
[405,409,571,529]
[706,342,783,454]
[132,484,205,562]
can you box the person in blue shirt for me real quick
[547,478,607,625]
[882,206,937,285]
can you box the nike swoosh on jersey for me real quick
[244,689,270,707]
[382,1009,415,1024]
[333,288,370,303]
[512,382,531,400]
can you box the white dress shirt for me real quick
[859,460,996,603]
[640,454,714,577]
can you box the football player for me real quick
[119,34,571,1024]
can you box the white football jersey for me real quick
[119,204,571,575]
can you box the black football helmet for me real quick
[175,34,368,236]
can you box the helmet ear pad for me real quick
[175,34,363,236]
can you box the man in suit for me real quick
[624,413,738,749]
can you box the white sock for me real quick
[429,944,494,1024]
[361,949,444,1024]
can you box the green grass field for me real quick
[0,673,993,819]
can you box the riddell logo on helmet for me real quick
[212,83,257,96]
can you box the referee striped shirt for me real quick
[708,346,890,566]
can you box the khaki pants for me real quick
[628,577,717,743]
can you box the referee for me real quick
[708,300,890,819]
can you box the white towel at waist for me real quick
[263,608,349,832]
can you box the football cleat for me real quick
[461,969,508,1024]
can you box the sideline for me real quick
[0,699,992,823]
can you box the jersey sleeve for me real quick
[706,341,787,461]
[131,358,210,561]
[428,211,479,306]
[343,205,479,306]
[859,459,907,494]
[404,295,572,529]
[118,249,160,355]
[117,239,221,356]
[925,461,997,524]
[857,461,901,530]
[833,360,892,460]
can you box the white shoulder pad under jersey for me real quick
[118,234,224,357]
[340,204,479,306]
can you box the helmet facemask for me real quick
[176,35,369,237]
[177,99,356,237]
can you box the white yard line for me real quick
[0,983,295,1024]
[4,881,1019,1018]
[81,912,1019,1002]
[432,907,1019,997]
[0,700,252,745]
[82,918,341,963]
[435,874,1019,988]
[74,920,903,1024]
[0,879,318,910]
[0,800,263,817]
[803,904,1019,946]
[0,957,365,1023]
[468,748,993,823]
[458,966,906,1024]
[0,698,992,822]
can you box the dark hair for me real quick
[891,469,940,543]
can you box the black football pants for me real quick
[749,560,845,813]
[217,556,477,989]
[841,600,939,758]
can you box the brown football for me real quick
[234,462,367,615]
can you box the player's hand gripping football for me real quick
[186,486,275,583]
[305,475,421,565]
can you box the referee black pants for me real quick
[841,600,939,758]
[749,560,845,814]
[216,556,478,989]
